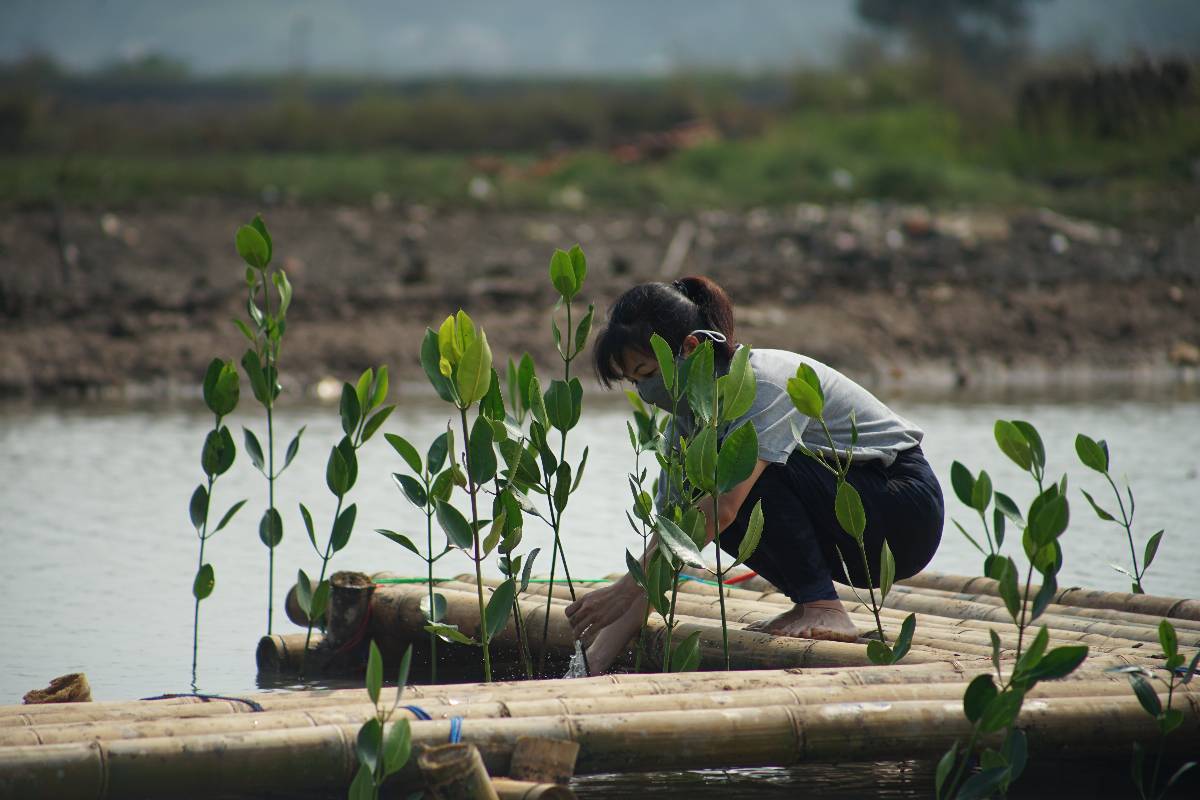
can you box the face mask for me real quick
[634,329,727,411]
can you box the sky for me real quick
[1,0,1198,76]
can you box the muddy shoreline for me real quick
[1,201,1198,398]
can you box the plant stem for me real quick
[191,474,214,686]
[460,408,492,683]
[301,494,343,674]
[1106,472,1142,591]
[1012,561,1035,675]
[425,496,437,684]
[945,725,981,800]
[664,568,681,671]
[266,403,275,635]
[711,493,731,670]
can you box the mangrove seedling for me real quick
[786,362,916,666]
[420,310,514,683]
[533,245,593,675]
[189,358,246,686]
[675,338,765,670]
[936,420,1089,799]
[297,368,395,665]
[234,214,305,635]
[1115,619,1199,800]
[623,390,667,669]
[348,642,413,800]
[378,429,455,683]
[1075,433,1165,594]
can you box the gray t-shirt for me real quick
[655,347,922,509]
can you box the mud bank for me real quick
[1,202,1197,397]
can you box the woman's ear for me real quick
[680,334,700,356]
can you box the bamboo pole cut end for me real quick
[23,673,91,705]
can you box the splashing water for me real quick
[564,640,588,678]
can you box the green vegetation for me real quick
[234,215,305,636]
[187,358,245,687]
[349,642,413,800]
[789,363,916,665]
[4,59,1196,228]
[940,421,1089,798]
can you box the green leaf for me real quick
[1030,570,1057,621]
[520,548,540,593]
[1025,645,1088,682]
[339,383,361,436]
[971,470,993,513]
[957,767,1011,800]
[1080,488,1115,522]
[356,716,382,775]
[669,630,702,672]
[549,248,578,299]
[235,224,269,269]
[427,431,451,475]
[735,500,764,568]
[538,455,564,509]
[310,580,330,622]
[949,461,975,508]
[421,328,457,403]
[1129,673,1162,717]
[1012,420,1045,469]
[1144,530,1164,570]
[996,556,1022,620]
[485,579,517,639]
[656,516,706,568]
[366,640,383,706]
[281,426,304,472]
[1074,433,1109,473]
[878,539,896,603]
[361,406,394,443]
[296,569,314,615]
[213,499,246,533]
[834,481,867,541]
[258,507,283,548]
[786,363,825,419]
[193,563,215,600]
[979,689,1024,734]
[377,529,420,557]
[934,741,958,800]
[994,420,1033,471]
[425,623,475,645]
[572,445,590,493]
[331,504,358,552]
[482,508,505,556]
[994,492,1023,524]
[326,445,349,497]
[990,629,1003,674]
[649,333,676,390]
[435,500,474,550]
[347,764,373,800]
[685,427,718,494]
[1030,492,1069,546]
[189,484,208,531]
[202,359,240,418]
[684,341,716,424]
[383,718,412,777]
[421,592,447,623]
[394,473,428,509]
[721,346,756,421]
[299,503,317,551]
[963,674,998,722]
[625,549,648,591]
[715,422,758,493]
[1014,626,1049,679]
[867,639,893,665]
[467,415,497,485]
[456,329,493,407]
[890,613,916,663]
[240,349,269,406]
[1159,619,1179,660]
[201,427,235,478]
[574,303,594,357]
[249,213,273,262]
[544,379,581,433]
[568,243,588,291]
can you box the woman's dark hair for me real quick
[592,275,737,387]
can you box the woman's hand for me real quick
[564,576,641,645]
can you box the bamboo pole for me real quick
[256,632,323,674]
[418,743,500,800]
[3,679,1162,749]
[0,693,1194,799]
[899,571,1200,622]
[491,778,575,800]
[0,652,1140,735]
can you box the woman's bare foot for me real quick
[744,599,860,642]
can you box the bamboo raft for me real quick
[1,569,1197,799]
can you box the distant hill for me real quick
[0,0,1197,76]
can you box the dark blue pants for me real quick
[717,445,944,603]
